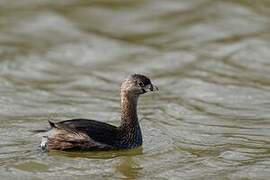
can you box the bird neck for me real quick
[120,90,139,127]
[118,90,142,148]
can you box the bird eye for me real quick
[138,82,144,87]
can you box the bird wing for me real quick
[51,119,119,148]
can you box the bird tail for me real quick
[48,120,57,128]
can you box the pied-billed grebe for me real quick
[39,74,158,151]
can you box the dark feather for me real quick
[48,120,56,128]
[49,119,119,149]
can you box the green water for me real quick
[0,0,270,179]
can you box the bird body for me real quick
[39,74,158,151]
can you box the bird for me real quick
[39,74,158,151]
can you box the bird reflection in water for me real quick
[48,147,143,179]
[115,148,143,179]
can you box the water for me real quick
[0,0,270,179]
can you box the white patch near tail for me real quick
[40,136,48,151]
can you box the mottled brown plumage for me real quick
[40,74,158,151]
